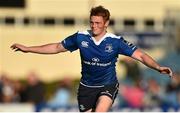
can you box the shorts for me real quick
[77,82,119,112]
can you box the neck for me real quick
[93,30,107,42]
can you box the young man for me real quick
[11,6,173,112]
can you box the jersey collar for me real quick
[87,30,108,46]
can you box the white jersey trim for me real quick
[78,30,122,39]
[80,82,104,88]
[91,34,107,45]
[78,30,122,45]
[106,33,122,39]
[78,30,91,35]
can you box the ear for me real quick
[105,20,109,27]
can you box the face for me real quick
[90,16,109,37]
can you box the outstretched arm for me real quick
[132,49,173,78]
[10,43,67,54]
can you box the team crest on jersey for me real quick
[105,44,113,53]
[81,41,89,48]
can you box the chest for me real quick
[78,39,118,61]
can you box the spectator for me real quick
[0,75,3,102]
[119,79,145,109]
[119,57,141,85]
[12,80,25,102]
[143,79,164,109]
[24,71,46,112]
[47,77,72,111]
[1,74,15,103]
[161,72,180,111]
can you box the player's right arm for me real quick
[10,43,67,54]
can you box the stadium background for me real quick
[0,0,180,112]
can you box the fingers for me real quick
[14,48,21,52]
[167,69,173,78]
[169,71,173,78]
[10,44,17,50]
[10,44,21,52]
[159,67,173,78]
[168,68,173,78]
[165,68,173,78]
[10,44,16,49]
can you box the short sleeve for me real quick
[118,37,137,56]
[61,32,79,52]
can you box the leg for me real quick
[77,83,100,112]
[95,83,119,112]
[95,95,113,112]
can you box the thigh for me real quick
[95,95,113,112]
[95,83,119,112]
[100,83,119,102]
[77,84,100,112]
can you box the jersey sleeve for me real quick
[118,37,137,56]
[61,32,79,52]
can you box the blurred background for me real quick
[0,0,180,112]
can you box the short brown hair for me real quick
[90,5,110,22]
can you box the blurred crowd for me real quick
[0,71,46,111]
[0,59,180,112]
[118,57,180,112]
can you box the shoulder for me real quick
[106,33,123,40]
[77,30,91,36]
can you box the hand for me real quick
[158,66,173,78]
[10,43,28,53]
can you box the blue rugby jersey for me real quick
[61,30,137,86]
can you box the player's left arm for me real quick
[131,48,173,78]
